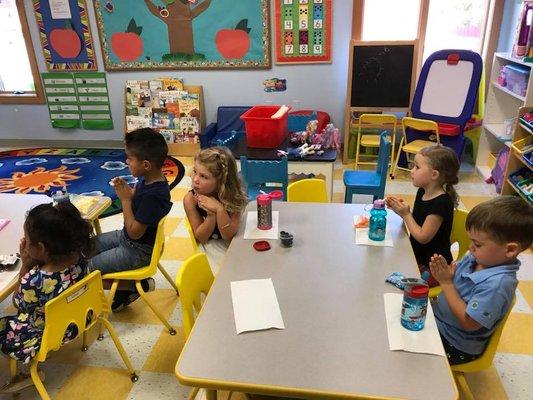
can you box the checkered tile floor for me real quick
[1,156,532,400]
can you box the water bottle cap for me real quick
[373,199,386,209]
[408,285,429,298]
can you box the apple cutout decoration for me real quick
[111,18,143,62]
[215,19,251,59]
[49,21,82,59]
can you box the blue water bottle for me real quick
[401,280,429,331]
[368,199,387,241]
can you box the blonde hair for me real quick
[418,145,460,207]
[195,146,248,214]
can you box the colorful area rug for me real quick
[0,148,185,217]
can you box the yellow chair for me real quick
[101,217,177,337]
[8,271,137,400]
[428,208,470,298]
[287,178,329,203]
[353,114,397,176]
[451,297,516,400]
[175,253,215,400]
[184,216,199,253]
[391,117,440,178]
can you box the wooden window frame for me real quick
[352,0,504,87]
[0,0,44,104]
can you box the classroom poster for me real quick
[93,0,271,70]
[33,0,97,70]
[274,0,332,64]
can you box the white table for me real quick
[176,202,458,400]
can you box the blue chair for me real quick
[344,132,391,203]
[240,156,288,201]
[199,106,251,148]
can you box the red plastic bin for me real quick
[240,105,291,148]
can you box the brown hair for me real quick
[466,196,533,249]
[419,145,460,207]
[195,146,248,214]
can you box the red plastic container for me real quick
[240,105,291,148]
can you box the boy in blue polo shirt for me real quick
[89,128,172,311]
[429,196,533,365]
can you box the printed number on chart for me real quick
[284,0,293,4]
[314,19,323,29]
[284,20,293,30]
[299,19,307,29]
[285,45,294,54]
[299,0,308,4]
[313,45,322,54]
[299,44,308,54]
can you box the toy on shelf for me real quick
[289,120,341,153]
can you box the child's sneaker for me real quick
[111,278,156,312]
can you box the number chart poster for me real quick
[33,0,97,70]
[275,0,331,64]
[93,0,271,70]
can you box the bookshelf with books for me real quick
[501,106,533,205]
[124,78,205,156]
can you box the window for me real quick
[354,0,501,66]
[0,0,44,104]
[423,0,490,60]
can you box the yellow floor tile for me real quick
[161,237,196,260]
[108,289,179,325]
[518,281,533,309]
[54,365,134,400]
[176,156,194,167]
[333,167,344,180]
[463,365,509,400]
[164,216,181,237]
[171,187,190,202]
[142,327,185,373]
[498,313,533,354]
[459,196,494,211]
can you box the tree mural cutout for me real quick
[143,0,211,60]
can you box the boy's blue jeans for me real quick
[88,230,153,274]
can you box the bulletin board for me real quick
[274,0,332,64]
[93,0,271,70]
[33,0,97,70]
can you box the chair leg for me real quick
[158,263,179,295]
[344,188,352,204]
[99,316,139,381]
[354,131,362,170]
[135,281,176,335]
[187,387,200,400]
[454,371,474,400]
[390,136,404,179]
[9,358,17,380]
[99,279,119,340]
[30,361,50,400]
[389,131,396,177]
[206,389,217,400]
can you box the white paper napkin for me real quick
[384,293,445,356]
[230,278,285,334]
[356,227,393,247]
[243,211,279,240]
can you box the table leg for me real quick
[205,389,217,400]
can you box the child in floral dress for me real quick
[0,201,93,393]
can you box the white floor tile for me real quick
[127,370,189,400]
[156,260,182,290]
[517,253,533,281]
[177,176,191,189]
[168,202,185,218]
[513,287,533,314]
[494,353,533,400]
[171,220,190,239]
[168,301,183,327]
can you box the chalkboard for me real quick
[349,42,416,109]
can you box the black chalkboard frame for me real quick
[343,40,419,163]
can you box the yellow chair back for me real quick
[185,216,199,252]
[287,178,329,203]
[176,253,214,339]
[451,208,469,261]
[453,297,515,374]
[37,270,108,362]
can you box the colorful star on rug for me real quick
[0,148,185,217]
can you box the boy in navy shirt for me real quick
[89,128,172,311]
[430,196,533,364]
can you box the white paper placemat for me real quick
[243,211,279,240]
[356,227,393,247]
[384,293,445,356]
[230,278,285,334]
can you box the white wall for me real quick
[0,0,353,143]
[497,0,524,53]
